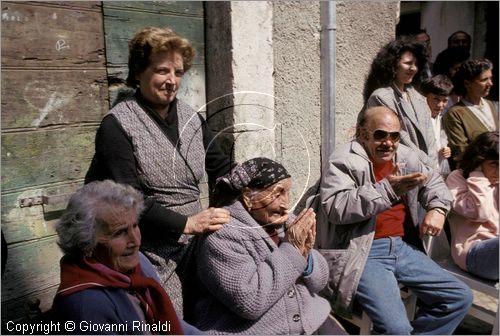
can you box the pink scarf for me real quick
[55,255,183,335]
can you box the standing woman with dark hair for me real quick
[84,27,232,316]
[364,37,438,168]
[443,59,499,169]
[445,131,499,280]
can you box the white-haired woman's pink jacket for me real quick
[446,169,499,270]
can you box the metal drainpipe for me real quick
[320,1,336,172]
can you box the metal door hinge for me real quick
[19,194,70,208]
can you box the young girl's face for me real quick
[481,160,499,185]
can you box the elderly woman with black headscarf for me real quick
[52,180,200,334]
[186,158,339,335]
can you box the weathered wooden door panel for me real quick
[103,1,203,16]
[25,1,101,10]
[1,237,62,321]
[103,8,205,65]
[1,2,105,68]
[1,182,81,244]
[2,237,62,302]
[1,1,107,325]
[1,127,96,191]
[1,70,108,128]
[1,0,208,326]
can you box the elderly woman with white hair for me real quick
[52,180,199,335]
[187,158,342,335]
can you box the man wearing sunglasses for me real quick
[318,106,472,334]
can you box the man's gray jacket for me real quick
[314,140,452,316]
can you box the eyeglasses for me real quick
[370,129,401,142]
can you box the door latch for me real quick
[19,194,70,208]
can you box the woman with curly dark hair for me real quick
[443,59,498,168]
[364,37,438,168]
[445,131,499,280]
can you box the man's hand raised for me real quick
[386,164,428,196]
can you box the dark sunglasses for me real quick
[371,129,401,142]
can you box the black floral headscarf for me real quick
[213,158,291,206]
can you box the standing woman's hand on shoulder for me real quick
[184,207,230,234]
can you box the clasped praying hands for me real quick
[285,208,316,258]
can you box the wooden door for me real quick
[1,1,108,324]
[1,1,206,325]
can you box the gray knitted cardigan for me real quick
[191,200,331,335]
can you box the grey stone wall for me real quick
[335,1,399,146]
[273,1,322,209]
[205,1,275,166]
[205,1,399,210]
[272,1,399,207]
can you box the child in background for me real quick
[445,131,499,281]
[421,75,453,177]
